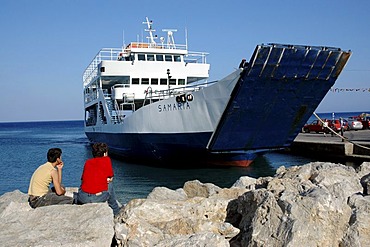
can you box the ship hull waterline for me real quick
[85,131,263,167]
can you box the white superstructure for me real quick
[83,17,210,127]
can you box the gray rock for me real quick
[356,162,370,178]
[360,173,370,195]
[229,162,368,247]
[0,189,114,247]
[2,162,370,247]
[232,176,257,189]
[183,180,222,198]
[155,232,230,247]
[341,194,370,246]
[114,181,240,246]
[146,186,187,201]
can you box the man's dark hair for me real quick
[47,148,62,162]
[92,143,108,157]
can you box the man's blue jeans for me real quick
[76,183,120,216]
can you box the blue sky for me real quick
[1,0,369,122]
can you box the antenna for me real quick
[160,37,165,48]
[143,17,156,46]
[122,30,125,49]
[162,29,177,49]
[185,27,188,50]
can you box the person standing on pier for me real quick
[340,117,344,141]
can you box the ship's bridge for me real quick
[83,17,210,107]
[83,17,209,88]
[83,47,209,88]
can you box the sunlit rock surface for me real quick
[1,162,369,247]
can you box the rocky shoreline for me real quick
[1,161,369,246]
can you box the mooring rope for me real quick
[312,112,370,151]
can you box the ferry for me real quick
[82,17,351,167]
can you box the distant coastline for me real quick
[0,119,84,124]
[308,111,370,123]
[316,110,369,115]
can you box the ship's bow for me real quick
[208,44,351,154]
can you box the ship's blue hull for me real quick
[85,131,259,166]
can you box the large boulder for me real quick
[114,162,370,247]
[113,180,248,246]
[0,189,114,247]
[229,162,370,247]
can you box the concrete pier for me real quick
[286,130,370,163]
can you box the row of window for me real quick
[132,78,186,86]
[137,54,182,62]
[119,53,183,62]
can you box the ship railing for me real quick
[143,87,154,106]
[126,42,187,50]
[185,51,209,64]
[84,90,98,104]
[93,88,116,125]
[110,102,135,124]
[102,89,109,98]
[142,80,217,106]
[99,92,136,124]
[83,48,122,87]
[111,100,123,124]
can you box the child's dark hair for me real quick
[47,148,62,162]
[92,143,108,157]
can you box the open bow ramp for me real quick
[207,44,351,152]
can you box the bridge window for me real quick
[178,79,185,85]
[147,54,155,61]
[174,55,181,62]
[132,78,139,85]
[165,55,172,62]
[138,54,145,61]
[151,78,158,85]
[169,78,176,85]
[160,78,167,85]
[141,78,149,85]
[156,55,164,61]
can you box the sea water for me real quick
[0,111,366,204]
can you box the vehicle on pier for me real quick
[347,117,363,130]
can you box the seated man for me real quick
[28,148,74,208]
[76,142,121,216]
